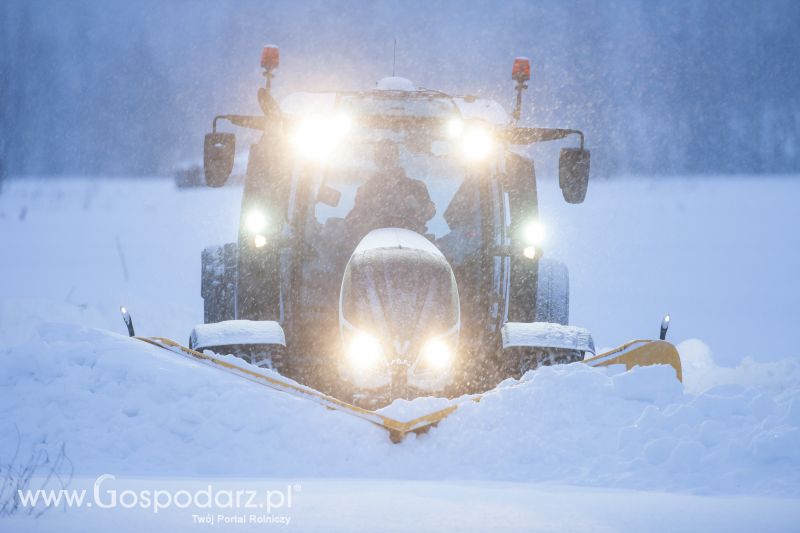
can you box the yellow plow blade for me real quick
[135,336,681,442]
[583,339,683,381]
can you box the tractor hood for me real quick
[339,228,460,391]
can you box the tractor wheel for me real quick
[534,257,569,325]
[200,243,238,323]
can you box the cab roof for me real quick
[280,77,510,126]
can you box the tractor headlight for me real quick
[420,338,453,370]
[245,210,268,234]
[523,220,545,246]
[244,209,269,247]
[290,113,352,162]
[346,333,384,372]
[460,125,494,161]
[446,118,464,138]
[521,220,544,259]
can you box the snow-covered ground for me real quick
[1,176,799,531]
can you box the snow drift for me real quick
[1,322,797,496]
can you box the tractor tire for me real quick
[502,256,575,378]
[201,243,238,324]
[535,257,569,325]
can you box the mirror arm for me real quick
[538,128,584,149]
[575,129,585,150]
[212,114,266,133]
[509,127,585,149]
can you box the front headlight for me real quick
[245,210,268,234]
[446,118,464,138]
[420,338,453,370]
[346,333,384,372]
[244,209,269,247]
[521,220,544,259]
[290,113,352,162]
[523,220,545,246]
[460,125,494,161]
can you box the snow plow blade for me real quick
[134,336,681,442]
[583,339,682,381]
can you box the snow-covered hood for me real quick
[338,229,460,389]
[340,228,459,352]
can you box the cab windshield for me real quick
[296,115,485,308]
[314,135,464,239]
[306,119,484,255]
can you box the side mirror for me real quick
[559,148,590,204]
[204,132,235,188]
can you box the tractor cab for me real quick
[197,47,593,405]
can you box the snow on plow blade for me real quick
[135,335,682,442]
